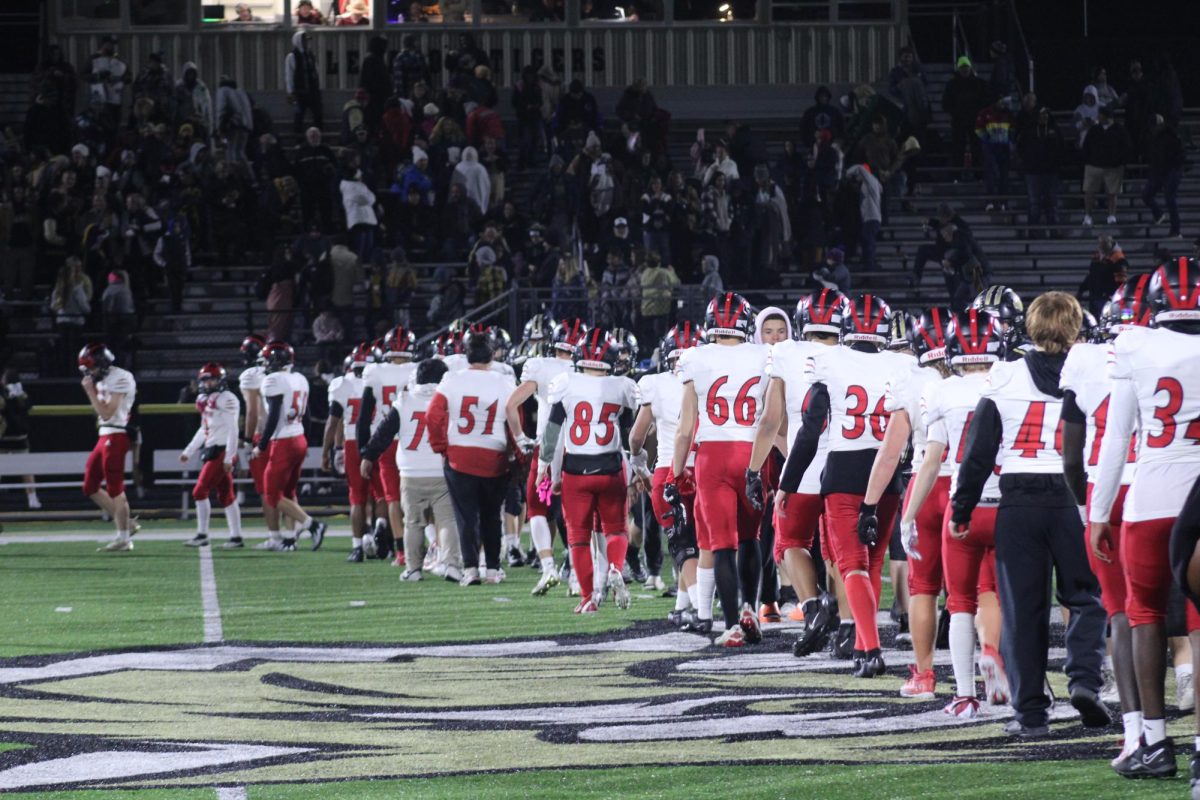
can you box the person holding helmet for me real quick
[180,363,244,549]
[79,343,137,552]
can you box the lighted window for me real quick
[200,0,286,24]
[385,0,474,24]
[673,0,752,20]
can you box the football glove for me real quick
[857,502,879,547]
[744,468,764,511]
[900,518,920,560]
[662,481,688,527]
[514,433,536,456]
[629,450,653,483]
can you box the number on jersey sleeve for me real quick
[1087,394,1137,466]
[288,390,308,422]
[346,397,362,424]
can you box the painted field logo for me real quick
[0,633,1092,791]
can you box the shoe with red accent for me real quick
[759,602,782,624]
[943,695,981,720]
[573,595,599,614]
[787,605,806,622]
[715,626,746,647]
[739,604,763,644]
[1111,740,1138,769]
[979,644,1011,705]
[899,665,936,699]
[392,550,406,567]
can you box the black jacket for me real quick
[1082,123,1131,169]
[1146,127,1185,176]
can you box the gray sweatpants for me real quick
[401,475,461,570]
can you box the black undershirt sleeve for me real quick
[260,395,283,443]
[355,387,376,449]
[362,407,400,463]
[1060,390,1089,505]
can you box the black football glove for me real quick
[662,481,688,527]
[856,502,879,547]
[744,468,764,511]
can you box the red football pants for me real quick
[343,440,385,507]
[907,475,951,597]
[83,433,130,497]
[264,435,306,507]
[824,491,899,651]
[192,457,236,507]
[941,503,998,615]
[774,493,822,562]
[1086,482,1129,618]
[695,441,762,551]
[1124,515,1200,631]
[376,440,401,503]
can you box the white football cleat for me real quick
[714,626,745,648]
[401,569,423,582]
[98,538,134,552]
[943,695,980,720]
[573,595,599,614]
[531,569,561,596]
[1177,668,1195,711]
[607,567,631,609]
[567,569,581,597]
[254,539,283,551]
[979,646,1011,706]
[484,568,505,584]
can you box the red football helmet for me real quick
[78,343,115,377]
[1148,257,1200,333]
[260,341,295,373]
[197,362,227,389]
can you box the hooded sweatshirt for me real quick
[285,31,320,96]
[753,306,793,344]
[175,62,213,131]
[452,146,491,214]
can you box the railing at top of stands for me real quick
[415,289,520,352]
[951,9,973,68]
[1007,0,1035,94]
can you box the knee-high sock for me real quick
[591,531,608,580]
[530,515,553,552]
[571,543,594,598]
[606,534,628,573]
[195,498,211,534]
[737,540,761,610]
[223,501,243,538]
[695,567,715,621]
[950,612,977,697]
[714,548,741,629]
[844,572,880,651]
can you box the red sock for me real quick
[571,543,594,597]
[605,533,628,573]
[844,572,880,650]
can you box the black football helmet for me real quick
[348,341,374,374]
[574,327,620,372]
[704,292,755,341]
[1080,310,1101,343]
[489,326,513,359]
[435,330,465,357]
[841,293,892,348]
[945,309,1005,367]
[381,325,416,360]
[551,318,590,355]
[260,341,295,373]
[240,333,266,367]
[972,285,1026,351]
[794,288,846,338]
[611,327,639,376]
[1101,273,1153,337]
[523,313,551,343]
[78,343,115,378]
[659,321,704,372]
[888,310,916,351]
[909,307,951,365]
[1148,257,1200,334]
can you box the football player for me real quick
[1061,275,1149,764]
[324,343,381,562]
[779,294,911,677]
[237,334,270,502]
[902,309,1008,718]
[252,342,328,551]
[749,290,843,655]
[505,318,589,595]
[1093,260,1200,776]
[181,362,244,548]
[953,292,1109,738]
[973,285,1031,360]
[860,308,953,698]
[630,321,703,625]
[78,343,137,551]
[427,330,517,586]
[537,328,639,613]
[357,326,418,564]
[673,293,770,647]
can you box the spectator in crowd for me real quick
[1122,59,1153,155]
[975,96,1014,211]
[0,369,39,510]
[286,30,323,135]
[522,224,559,287]
[294,0,327,24]
[336,0,371,25]
[393,184,436,260]
[31,43,77,118]
[101,269,136,366]
[940,222,989,309]
[153,214,191,312]
[988,41,1018,98]
[2,182,36,301]
[886,47,930,133]
[1143,115,1184,238]
[215,76,253,175]
[296,127,338,232]
[122,192,162,313]
[812,245,852,293]
[843,163,881,271]
[265,243,298,342]
[1081,105,1131,227]
[132,52,173,124]
[1078,234,1129,318]
[699,253,723,299]
[50,257,91,372]
[399,146,435,206]
[340,169,378,263]
[428,265,465,327]
[1073,86,1100,147]
[341,90,367,144]
[550,255,588,322]
[942,56,991,178]
[359,37,390,131]
[538,66,562,148]
[854,117,903,218]
[1150,54,1183,127]
[312,300,346,364]
[555,79,600,146]
[512,65,544,169]
[637,251,679,346]
[474,246,510,306]
[453,145,492,216]
[800,85,845,147]
[174,61,212,143]
[393,36,430,99]
[701,139,740,187]
[329,241,362,338]
[384,247,418,325]
[532,155,575,245]
[910,203,968,285]
[86,36,126,129]
[440,183,479,260]
[640,175,672,266]
[1089,66,1120,110]
[1016,106,1065,235]
[749,163,791,278]
[599,248,633,328]
[231,2,263,21]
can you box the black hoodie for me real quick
[950,351,1075,524]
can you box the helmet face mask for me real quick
[972,285,1026,351]
[611,328,639,376]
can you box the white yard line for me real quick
[0,528,353,544]
[215,787,247,800]
[198,545,224,645]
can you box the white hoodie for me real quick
[451,146,491,215]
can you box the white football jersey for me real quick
[637,370,688,470]
[1092,326,1200,523]
[261,370,309,440]
[238,365,266,435]
[980,359,1063,474]
[678,342,770,444]
[884,360,951,476]
[436,368,514,453]
[806,346,911,453]
[1060,342,1135,485]
[767,339,830,495]
[184,389,241,462]
[922,371,1000,498]
[328,374,366,440]
[362,361,418,433]
[549,371,638,457]
[521,355,574,437]
[96,367,136,435]
[394,384,442,477]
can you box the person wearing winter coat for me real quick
[359,36,390,132]
[392,36,430,99]
[340,171,378,263]
[1016,107,1065,230]
[452,146,491,215]
[512,65,544,168]
[173,61,213,143]
[1142,115,1185,238]
[285,30,322,135]
[942,56,992,175]
[87,37,126,129]
[215,76,254,173]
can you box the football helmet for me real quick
[348,342,374,373]
[972,285,1026,350]
[523,313,551,342]
[197,362,227,391]
[435,330,465,357]
[888,310,915,351]
[240,333,266,367]
[260,341,295,373]
[574,327,619,372]
[611,327,639,376]
[945,309,1005,366]
[489,326,513,359]
[381,325,416,360]
[77,343,115,377]
[551,318,590,355]
[1148,257,1200,333]
[1101,273,1153,336]
[909,307,951,365]
[704,292,755,341]
[841,293,892,347]
[794,288,846,337]
[1080,310,1101,343]
[659,321,704,372]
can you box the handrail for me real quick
[951,10,972,67]
[1008,0,1035,94]
[414,288,518,351]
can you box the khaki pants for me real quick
[401,475,461,569]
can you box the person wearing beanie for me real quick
[811,246,851,293]
[399,146,434,206]
[942,54,990,178]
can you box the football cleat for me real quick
[184,534,209,547]
[531,570,561,596]
[362,533,378,559]
[401,569,423,582]
[222,537,245,550]
[667,609,685,627]
[99,538,134,552]
[484,568,506,584]
[682,614,714,635]
[574,595,600,614]
[307,518,327,551]
[1070,687,1112,728]
[608,567,631,609]
[899,665,936,699]
[759,602,782,624]
[1111,741,1138,769]
[832,623,857,660]
[853,648,886,678]
[715,626,746,647]
[443,566,464,583]
[792,598,832,657]
[459,568,481,587]
[422,543,439,572]
[944,695,981,720]
[1114,736,1177,779]
[979,645,1011,705]
[1002,719,1050,739]
[346,547,364,563]
[506,545,525,567]
[279,538,297,551]
[628,560,649,584]
[851,649,865,673]
[895,613,912,647]
[785,603,804,622]
[1177,668,1195,711]
[254,539,283,550]
[1100,664,1120,704]
[525,546,539,567]
[567,569,581,596]
[645,575,666,592]
[738,604,762,644]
